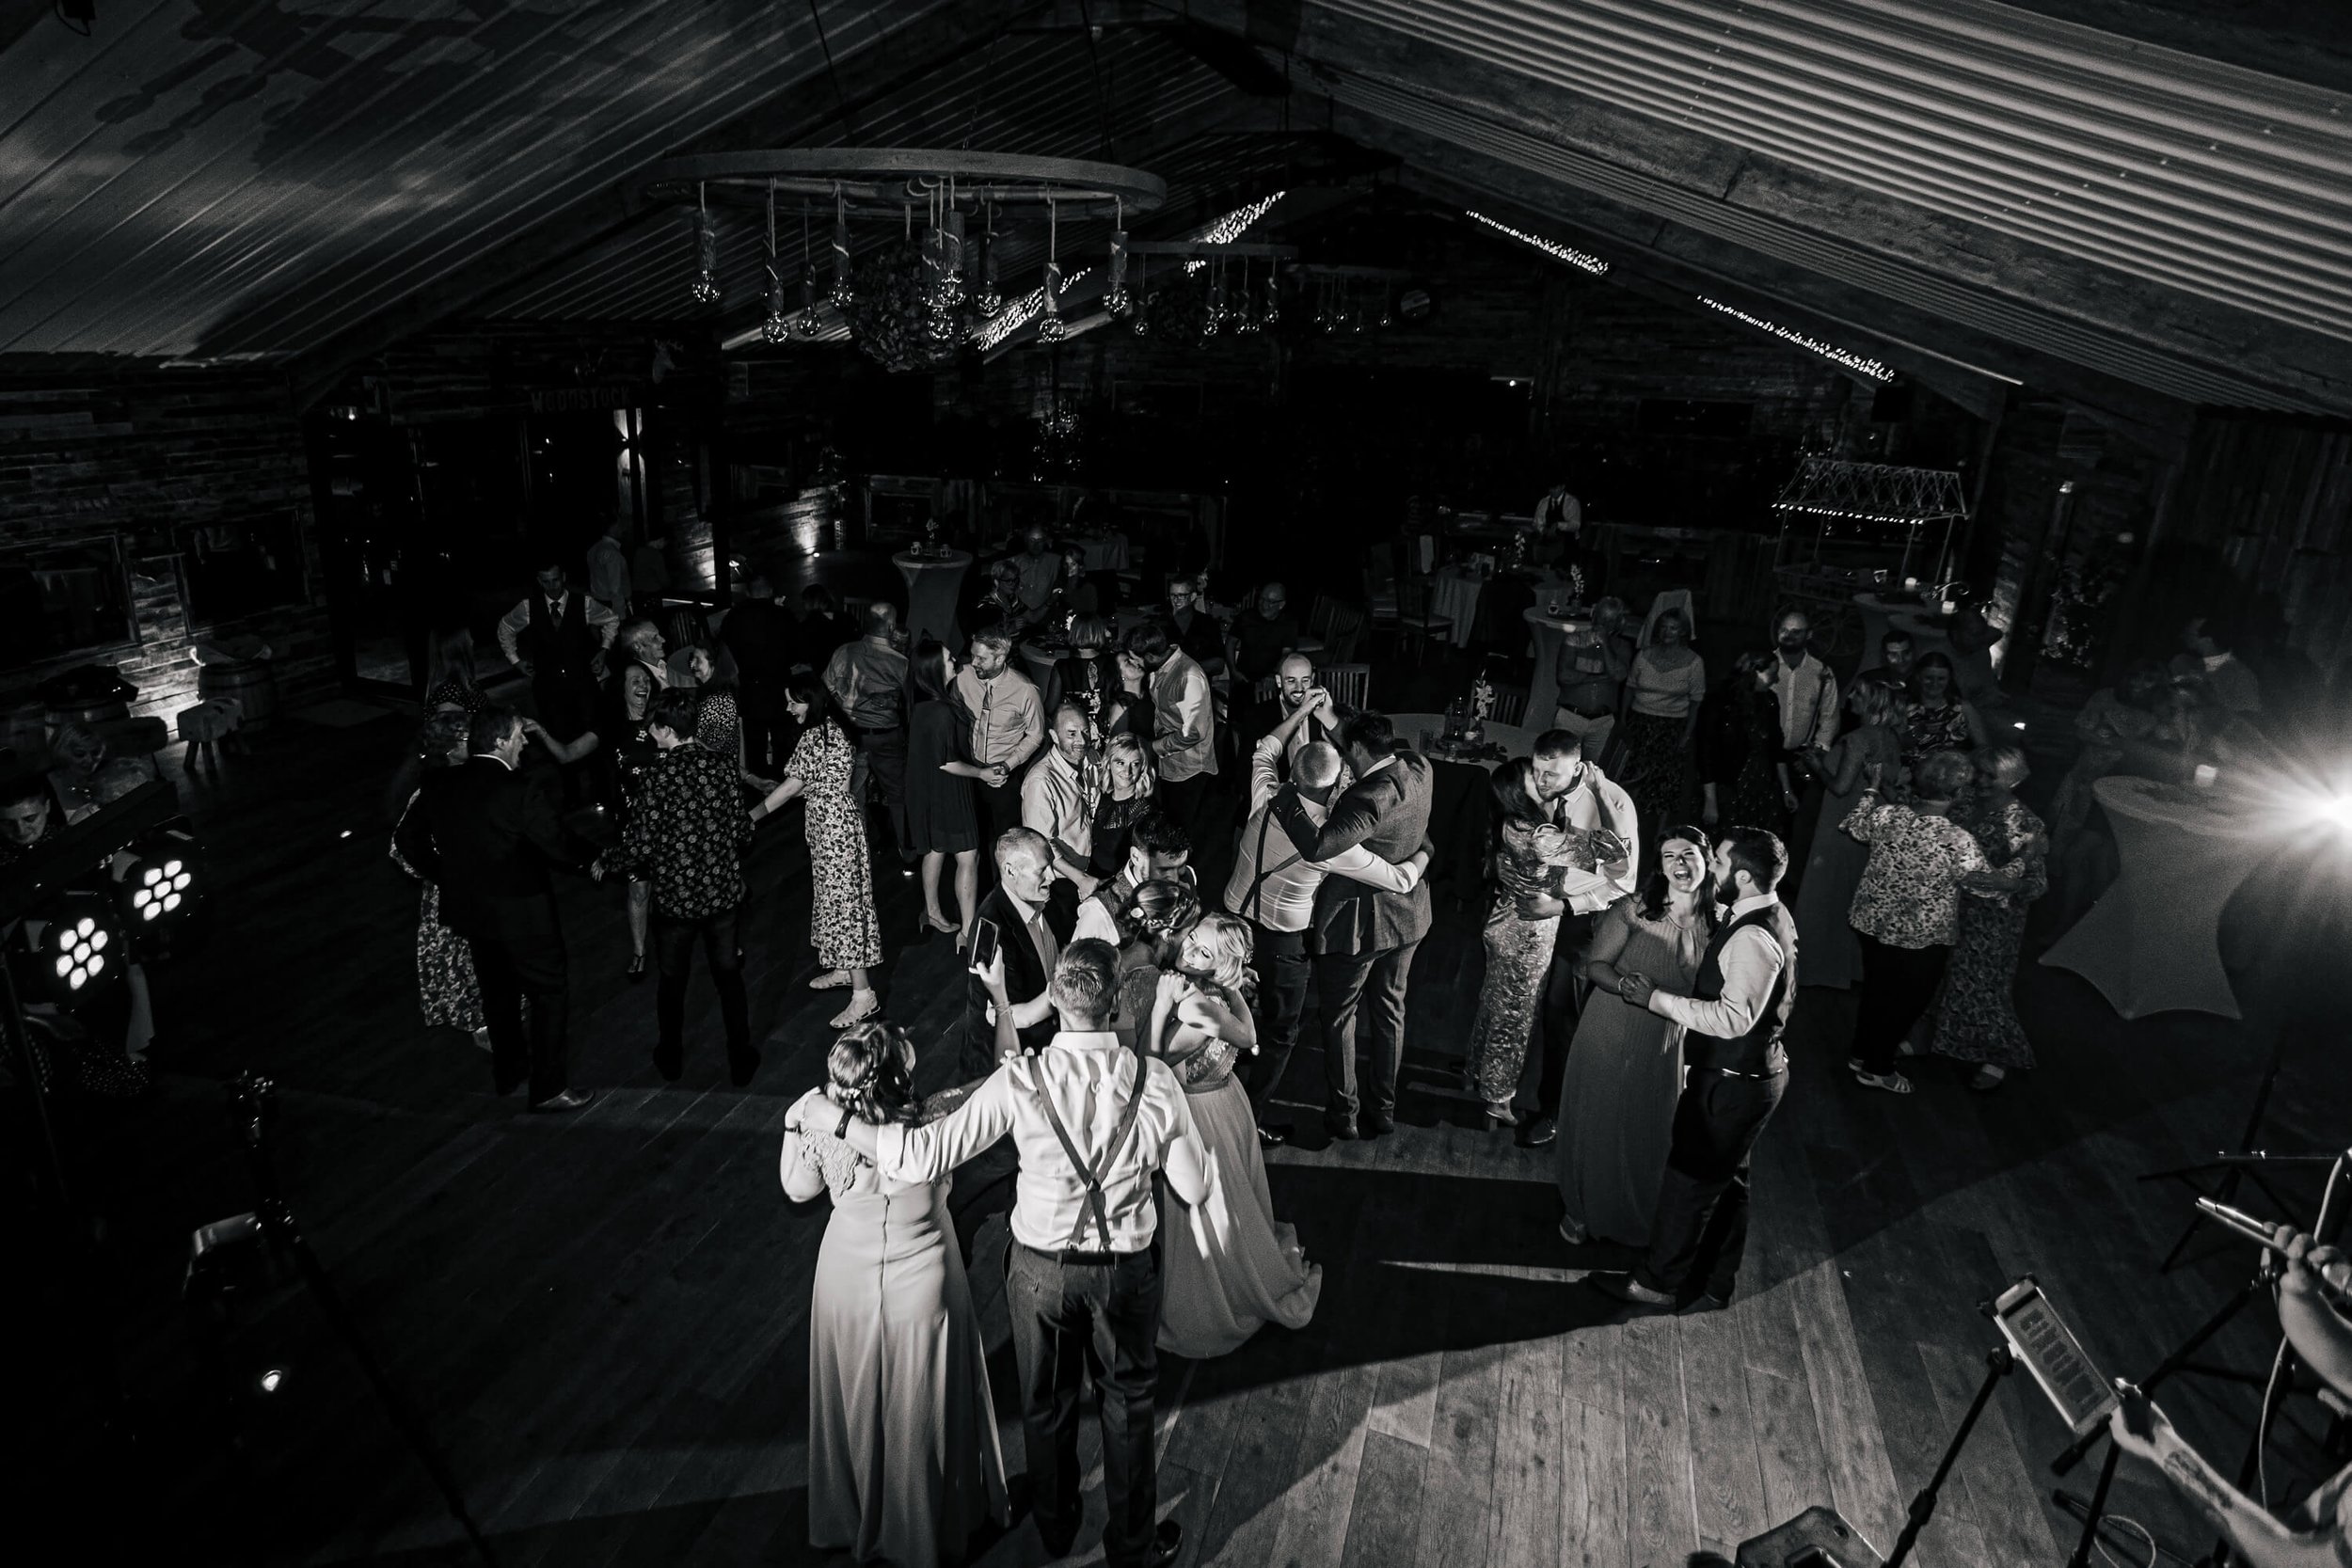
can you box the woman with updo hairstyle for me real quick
[783,1020,1008,1566]
[388,708,494,1045]
[1109,876,1200,1051]
[1151,907,1322,1358]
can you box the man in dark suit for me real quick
[947,826,1077,1260]
[394,705,594,1114]
[1269,711,1434,1140]
[718,563,795,777]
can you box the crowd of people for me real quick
[376,531,2308,1568]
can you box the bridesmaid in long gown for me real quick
[1147,911,1322,1359]
[1467,759,1583,1126]
[783,1022,1008,1568]
[1555,828,1712,1246]
[1793,674,1907,990]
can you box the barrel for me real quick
[46,696,129,728]
[198,661,279,732]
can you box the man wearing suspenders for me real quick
[838,939,1205,1568]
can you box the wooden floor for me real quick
[41,681,2350,1568]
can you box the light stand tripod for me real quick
[1885,1346,2013,1567]
[224,1072,498,1567]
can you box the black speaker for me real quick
[1738,1505,1887,1567]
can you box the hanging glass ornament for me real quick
[795,201,822,336]
[1376,285,1395,330]
[829,188,853,308]
[1105,203,1130,317]
[974,201,1002,317]
[759,181,790,342]
[1263,261,1280,326]
[1131,253,1151,336]
[688,182,722,306]
[1204,257,1226,337]
[938,204,966,308]
[1036,202,1066,343]
[1235,256,1260,336]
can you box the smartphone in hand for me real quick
[971,917,1000,974]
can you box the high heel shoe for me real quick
[924,911,959,937]
[628,952,647,983]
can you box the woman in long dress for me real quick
[388,709,493,1045]
[525,661,661,979]
[1147,911,1322,1358]
[1612,605,1705,843]
[784,1022,1008,1568]
[754,671,885,1027]
[1556,827,1712,1245]
[1793,673,1908,990]
[906,638,984,946]
[1467,759,1586,1127]
[1697,652,1791,838]
[1930,745,2048,1088]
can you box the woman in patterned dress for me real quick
[1841,750,1993,1095]
[1900,652,1988,768]
[1930,745,2047,1088]
[754,670,885,1027]
[1611,606,1706,844]
[387,710,492,1046]
[1556,827,1713,1246]
[1467,758,1586,1126]
[532,661,662,977]
[783,1022,1008,1568]
[1793,673,1908,990]
[1148,911,1322,1358]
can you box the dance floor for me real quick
[59,705,2347,1567]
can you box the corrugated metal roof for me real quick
[1317,0,2352,342]
[0,0,962,359]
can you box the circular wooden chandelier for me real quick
[641,149,1166,217]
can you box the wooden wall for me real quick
[0,365,333,723]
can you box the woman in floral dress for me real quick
[1931,745,2047,1088]
[755,670,884,1027]
[1467,758,1585,1126]
[387,710,491,1045]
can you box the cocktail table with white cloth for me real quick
[893,547,973,655]
[2038,776,2273,1021]
[1521,606,1592,732]
[1389,714,1537,771]
[1071,532,1130,571]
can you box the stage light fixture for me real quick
[15,890,127,1007]
[114,831,201,930]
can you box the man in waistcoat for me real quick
[832,940,1200,1568]
[495,557,619,746]
[1592,826,1794,1314]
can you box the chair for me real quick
[1488,683,1530,726]
[1316,662,1371,713]
[1362,545,1400,630]
[1393,576,1454,665]
[1253,674,1279,705]
[1320,602,1367,665]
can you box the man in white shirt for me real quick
[1768,607,1839,757]
[1012,525,1061,612]
[952,628,1046,839]
[1128,621,1217,847]
[834,940,1199,1568]
[1515,730,1639,1148]
[1593,827,1793,1314]
[1228,705,1430,1146]
[1021,702,1102,893]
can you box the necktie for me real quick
[1029,912,1060,978]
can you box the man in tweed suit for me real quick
[1268,710,1434,1140]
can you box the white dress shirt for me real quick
[1545,764,1641,915]
[495,591,619,669]
[1149,650,1217,783]
[1647,892,1788,1039]
[878,1035,1205,1252]
[1021,746,1098,871]
[1772,652,1839,752]
[1225,735,1424,931]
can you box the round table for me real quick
[1390,713,1537,770]
[2038,776,2271,1021]
[1019,640,1067,695]
[894,548,974,656]
[1521,607,1593,731]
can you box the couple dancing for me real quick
[784,916,1315,1567]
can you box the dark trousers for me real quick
[1158,769,1215,847]
[739,688,787,778]
[651,903,750,1057]
[977,773,1023,847]
[1247,923,1311,1115]
[1853,935,1951,1074]
[1006,1240,1163,1568]
[853,725,911,858]
[1781,775,1825,896]
[469,928,569,1102]
[1521,910,1599,1118]
[1317,939,1419,1119]
[1637,1067,1787,1302]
